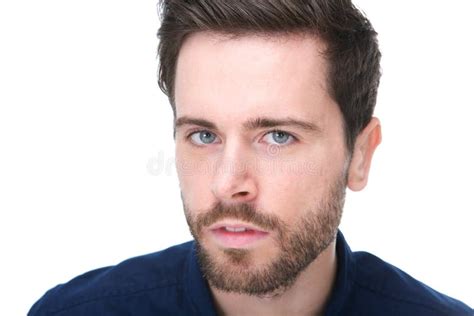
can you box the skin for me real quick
[174,32,381,316]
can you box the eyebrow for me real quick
[175,117,217,130]
[174,115,321,134]
[242,117,321,133]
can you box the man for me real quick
[29,0,472,315]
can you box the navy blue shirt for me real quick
[29,231,472,315]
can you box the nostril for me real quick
[234,191,249,198]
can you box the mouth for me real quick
[208,222,270,248]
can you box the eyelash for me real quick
[185,129,298,146]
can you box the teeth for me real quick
[224,227,247,232]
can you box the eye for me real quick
[189,130,218,145]
[262,130,296,145]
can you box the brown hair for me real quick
[157,0,381,151]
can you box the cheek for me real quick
[257,160,325,219]
[175,150,215,208]
[256,148,345,220]
[259,150,329,189]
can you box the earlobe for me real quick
[347,117,382,192]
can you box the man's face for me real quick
[174,32,349,295]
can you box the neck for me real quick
[209,240,338,316]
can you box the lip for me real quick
[208,221,270,248]
[208,221,268,233]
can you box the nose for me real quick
[211,142,258,204]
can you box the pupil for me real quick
[273,131,289,143]
[200,131,215,144]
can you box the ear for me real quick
[347,117,382,192]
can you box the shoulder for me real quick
[349,251,472,316]
[29,241,195,316]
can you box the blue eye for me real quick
[263,130,295,145]
[190,130,217,145]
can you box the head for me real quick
[157,0,382,296]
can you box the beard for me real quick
[183,176,346,297]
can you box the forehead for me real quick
[174,32,336,125]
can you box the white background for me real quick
[0,1,473,315]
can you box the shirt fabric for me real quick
[29,231,472,315]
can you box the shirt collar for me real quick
[185,243,218,315]
[323,230,355,315]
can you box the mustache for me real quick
[193,201,285,234]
